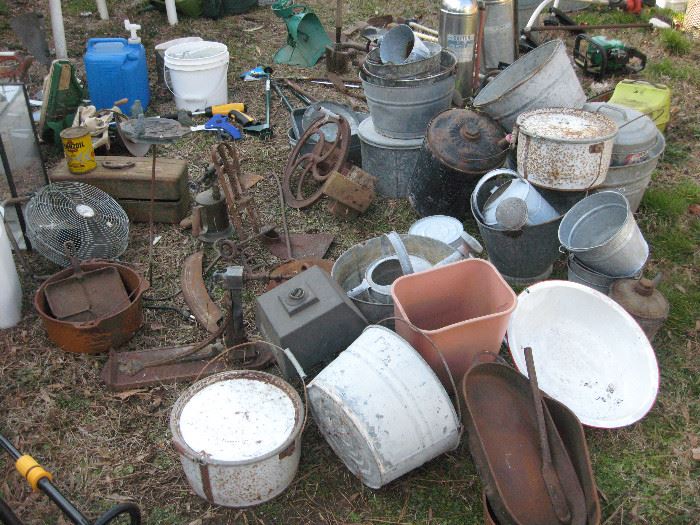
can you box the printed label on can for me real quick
[446,34,475,61]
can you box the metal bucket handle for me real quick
[195,341,309,432]
[589,104,664,132]
[377,316,464,430]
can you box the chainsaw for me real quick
[573,34,647,78]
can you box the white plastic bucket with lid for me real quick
[164,41,229,112]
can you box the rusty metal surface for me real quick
[462,360,590,525]
[212,142,275,242]
[426,109,508,174]
[609,275,669,341]
[101,343,228,391]
[265,259,335,291]
[35,260,148,354]
[44,264,129,322]
[282,114,351,208]
[322,167,375,214]
[264,232,334,260]
[517,108,617,142]
[181,252,223,333]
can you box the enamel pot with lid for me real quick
[409,108,508,220]
[515,108,618,191]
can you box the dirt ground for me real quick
[0,0,698,524]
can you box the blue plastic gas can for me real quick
[84,30,150,114]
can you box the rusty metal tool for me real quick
[214,266,246,347]
[525,347,586,525]
[322,166,376,219]
[182,251,223,333]
[281,79,317,105]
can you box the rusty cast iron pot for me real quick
[34,260,148,354]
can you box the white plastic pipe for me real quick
[165,0,179,25]
[524,0,607,31]
[48,0,68,59]
[96,0,109,20]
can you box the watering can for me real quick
[272,0,331,67]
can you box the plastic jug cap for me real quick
[124,19,142,44]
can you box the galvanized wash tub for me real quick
[473,39,585,131]
[559,191,648,277]
[472,171,585,285]
[360,50,457,139]
[308,325,460,489]
[332,233,461,325]
[170,369,304,507]
[357,117,424,198]
[594,130,665,213]
[364,42,442,79]
[515,108,618,191]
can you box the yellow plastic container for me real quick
[609,79,671,132]
[60,126,95,174]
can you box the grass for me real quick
[0,0,698,524]
[660,28,692,55]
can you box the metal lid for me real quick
[358,117,424,149]
[426,109,507,174]
[409,215,464,245]
[178,376,297,462]
[516,108,618,143]
[583,102,657,165]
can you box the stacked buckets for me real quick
[359,35,457,198]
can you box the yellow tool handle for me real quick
[229,109,256,126]
[207,102,246,116]
[15,455,53,491]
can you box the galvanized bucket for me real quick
[594,131,665,213]
[567,255,625,294]
[357,117,424,198]
[365,42,442,79]
[559,191,648,277]
[472,172,585,285]
[308,325,461,489]
[473,39,585,131]
[332,234,462,325]
[360,50,456,139]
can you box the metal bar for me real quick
[527,23,651,31]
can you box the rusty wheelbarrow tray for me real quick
[463,360,600,525]
[35,260,148,354]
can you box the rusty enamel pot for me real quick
[409,109,508,220]
[34,260,147,354]
[515,108,618,191]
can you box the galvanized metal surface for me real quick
[472,172,585,285]
[360,49,457,87]
[364,42,442,79]
[332,234,460,324]
[409,110,507,220]
[507,280,659,428]
[192,186,233,242]
[288,108,365,166]
[256,265,367,380]
[408,215,483,257]
[181,252,223,333]
[35,260,147,354]
[609,275,669,342]
[582,102,658,166]
[516,108,618,191]
[357,117,423,198]
[559,191,648,277]
[360,51,456,139]
[308,326,460,489]
[473,39,585,131]
[440,0,478,99]
[170,370,304,507]
[462,360,586,525]
[567,255,621,295]
[481,0,515,72]
[594,130,665,212]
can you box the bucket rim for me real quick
[170,369,304,466]
[515,107,619,145]
[164,41,229,61]
[473,39,563,108]
[558,191,632,252]
[606,129,666,172]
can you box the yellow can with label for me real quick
[60,126,96,174]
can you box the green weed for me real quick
[642,180,700,219]
[664,278,700,333]
[660,28,692,55]
[645,58,700,84]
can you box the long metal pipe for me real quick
[48,0,68,59]
[527,22,652,31]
